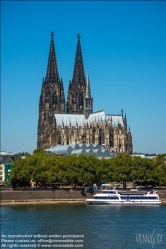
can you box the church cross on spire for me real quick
[51,31,54,39]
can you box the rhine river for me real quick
[1,203,166,249]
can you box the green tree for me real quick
[10,149,166,190]
[159,164,166,186]
[134,158,156,187]
[10,157,32,189]
[113,154,133,188]
[155,154,166,166]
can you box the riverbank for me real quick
[0,189,93,205]
[1,189,166,205]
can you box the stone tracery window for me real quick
[72,95,75,104]
[66,136,69,145]
[92,128,95,144]
[76,95,78,105]
[80,93,83,106]
[58,136,61,144]
[53,94,57,104]
[98,129,102,145]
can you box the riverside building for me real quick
[37,32,133,154]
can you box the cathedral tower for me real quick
[37,32,65,149]
[67,34,87,114]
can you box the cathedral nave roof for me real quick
[54,111,124,127]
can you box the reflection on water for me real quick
[1,204,166,249]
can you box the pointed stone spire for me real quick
[85,69,91,97]
[37,32,65,149]
[83,69,93,119]
[128,126,130,132]
[127,125,133,154]
[67,34,87,114]
[72,33,86,84]
[123,112,127,131]
[46,32,59,82]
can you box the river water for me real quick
[1,203,166,249]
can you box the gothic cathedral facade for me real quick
[37,32,133,154]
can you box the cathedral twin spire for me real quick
[72,34,86,85]
[46,32,86,86]
[65,33,93,114]
[46,32,59,82]
[39,31,65,116]
[41,32,93,116]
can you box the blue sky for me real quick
[1,1,166,154]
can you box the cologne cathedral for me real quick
[37,32,133,154]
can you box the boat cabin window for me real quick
[95,197,119,200]
[120,196,158,200]
[103,191,116,194]
[101,184,111,190]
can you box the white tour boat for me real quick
[86,188,161,205]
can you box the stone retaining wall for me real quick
[0,189,93,204]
